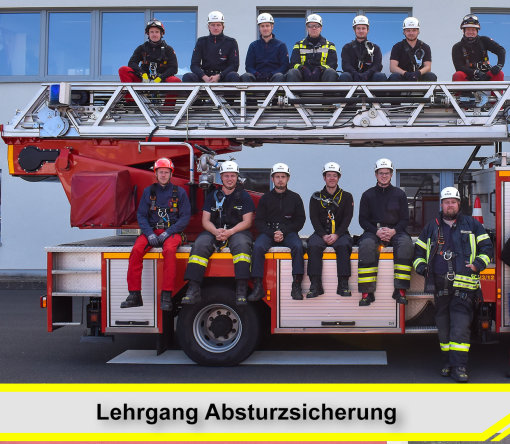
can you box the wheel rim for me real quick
[192,303,243,353]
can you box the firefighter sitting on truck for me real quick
[182,161,254,305]
[182,11,240,83]
[121,158,191,312]
[240,13,289,83]
[286,14,338,82]
[306,162,354,299]
[118,19,181,84]
[357,158,413,307]
[389,17,437,82]
[339,15,387,82]
[413,187,493,383]
[249,163,306,301]
[452,14,505,81]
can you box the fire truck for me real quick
[2,81,510,365]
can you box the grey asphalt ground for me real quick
[2,289,510,383]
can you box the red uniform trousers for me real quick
[127,229,182,292]
[452,70,505,81]
[118,66,181,106]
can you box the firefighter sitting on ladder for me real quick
[357,158,413,307]
[339,15,387,82]
[121,158,191,311]
[306,162,354,299]
[413,187,493,382]
[286,14,338,82]
[452,14,505,81]
[249,163,306,301]
[118,19,181,84]
[182,161,254,305]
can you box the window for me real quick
[0,12,40,76]
[272,14,307,59]
[0,9,197,81]
[398,170,473,235]
[473,12,510,78]
[240,169,271,194]
[48,12,91,76]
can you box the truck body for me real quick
[2,81,509,365]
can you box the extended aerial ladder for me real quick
[2,81,510,365]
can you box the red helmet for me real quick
[154,157,174,171]
[145,19,165,35]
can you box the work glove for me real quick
[490,64,503,75]
[351,72,362,82]
[154,77,162,83]
[473,70,490,81]
[358,71,371,82]
[142,73,150,83]
[147,233,159,247]
[157,231,170,245]
[255,72,271,82]
[415,263,428,277]
[403,71,420,81]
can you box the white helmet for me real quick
[257,13,274,25]
[208,11,225,23]
[306,14,322,26]
[440,187,461,201]
[322,162,341,175]
[374,158,394,172]
[403,17,420,30]
[271,162,290,176]
[219,160,239,174]
[353,15,369,28]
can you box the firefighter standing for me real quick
[121,158,191,312]
[182,161,254,305]
[389,17,437,82]
[306,162,354,299]
[240,13,289,83]
[339,15,387,82]
[182,11,241,83]
[286,14,338,82]
[118,19,181,84]
[358,158,413,306]
[413,187,493,382]
[452,14,505,81]
[249,163,306,301]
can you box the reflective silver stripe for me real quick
[476,233,489,243]
[395,264,412,271]
[469,233,476,264]
[415,239,427,250]
[450,342,470,352]
[358,276,377,283]
[440,342,450,352]
[477,254,490,266]
[233,253,251,264]
[358,267,378,274]
[188,255,208,267]
[413,258,427,269]
[395,273,411,281]
[426,238,431,262]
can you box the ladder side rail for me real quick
[9,85,49,129]
[281,85,313,127]
[247,86,279,128]
[125,85,157,131]
[485,85,510,127]
[169,86,201,128]
[439,83,470,125]
[204,86,235,128]
[360,85,392,126]
[91,86,123,127]
[405,84,436,127]
[327,85,358,127]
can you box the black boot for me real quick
[236,279,248,305]
[291,275,303,300]
[451,366,469,382]
[337,277,351,297]
[160,290,173,312]
[306,276,324,299]
[359,292,375,307]
[440,366,451,377]
[120,291,143,308]
[181,281,201,304]
[248,277,265,301]
[392,288,408,305]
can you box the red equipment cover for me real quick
[70,170,136,227]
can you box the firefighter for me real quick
[182,11,241,83]
[118,19,181,84]
[414,187,493,382]
[249,163,306,301]
[286,14,339,82]
[358,158,413,306]
[121,158,191,311]
[339,15,387,82]
[452,14,505,81]
[389,17,437,82]
[240,13,289,83]
[306,162,354,299]
[182,161,254,305]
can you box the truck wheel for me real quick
[176,285,260,366]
